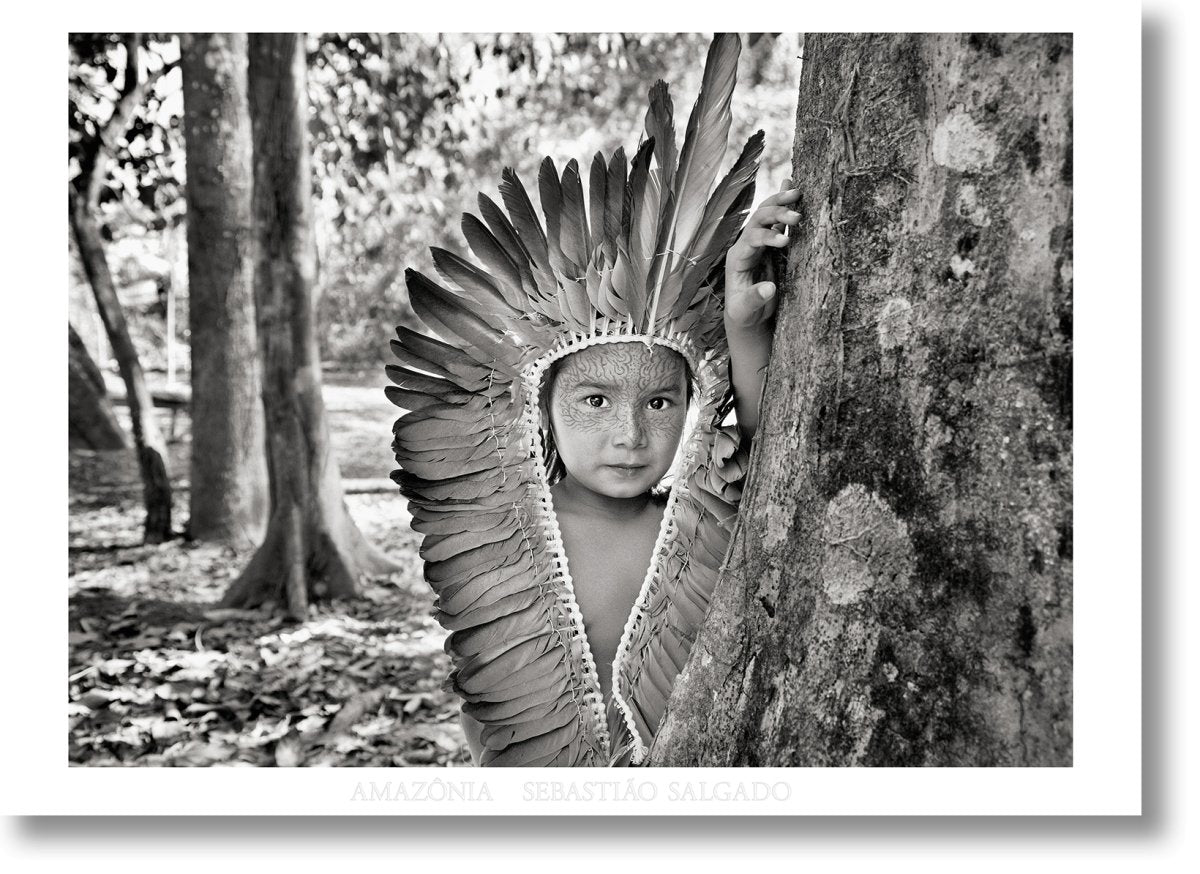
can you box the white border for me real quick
[9,0,1156,824]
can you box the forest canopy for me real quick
[68,33,799,372]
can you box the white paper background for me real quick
[6,0,1192,866]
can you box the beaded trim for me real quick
[519,325,722,765]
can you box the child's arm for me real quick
[723,185,801,439]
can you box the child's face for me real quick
[545,343,689,500]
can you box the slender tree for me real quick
[68,323,127,450]
[69,33,173,543]
[222,34,398,618]
[180,33,269,548]
[652,33,1073,766]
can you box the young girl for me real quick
[389,33,799,766]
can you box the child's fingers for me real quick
[749,204,800,228]
[767,180,798,238]
[727,226,788,273]
[728,183,798,274]
[727,226,783,265]
[747,227,790,248]
[759,186,800,209]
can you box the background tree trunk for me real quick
[222,33,398,619]
[70,34,173,544]
[180,33,269,548]
[651,33,1072,767]
[69,323,127,450]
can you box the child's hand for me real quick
[724,184,801,330]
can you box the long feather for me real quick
[669,33,741,258]
[645,33,741,328]
[405,269,519,375]
[610,241,639,325]
[686,130,764,264]
[643,80,677,186]
[624,138,657,323]
[392,326,495,386]
[498,167,551,275]
[387,339,460,384]
[430,247,514,316]
[537,156,570,281]
[678,177,757,314]
[385,364,499,403]
[604,148,627,263]
[477,192,538,296]
[436,555,538,611]
[593,252,627,320]
[460,213,526,308]
[588,151,607,254]
[558,158,589,271]
[676,131,763,313]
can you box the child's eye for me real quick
[583,395,608,409]
[647,397,673,411]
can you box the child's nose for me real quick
[613,406,646,447]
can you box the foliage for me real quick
[68,32,800,371]
[68,33,185,228]
[69,379,465,766]
[68,554,467,767]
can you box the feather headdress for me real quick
[389,34,760,766]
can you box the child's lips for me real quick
[607,462,647,475]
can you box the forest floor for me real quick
[68,369,472,767]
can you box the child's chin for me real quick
[596,470,661,497]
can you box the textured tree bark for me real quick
[651,33,1072,767]
[70,35,173,543]
[222,34,399,618]
[69,323,127,450]
[180,33,269,548]
[70,194,173,543]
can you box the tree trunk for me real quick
[69,323,127,450]
[70,189,173,543]
[70,34,173,544]
[180,33,269,548]
[222,33,399,619]
[651,33,1072,767]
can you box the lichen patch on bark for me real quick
[932,109,999,172]
[821,484,915,606]
[877,298,914,351]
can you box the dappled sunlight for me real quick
[69,376,467,767]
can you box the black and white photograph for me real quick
[66,29,1076,772]
[3,0,1166,841]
